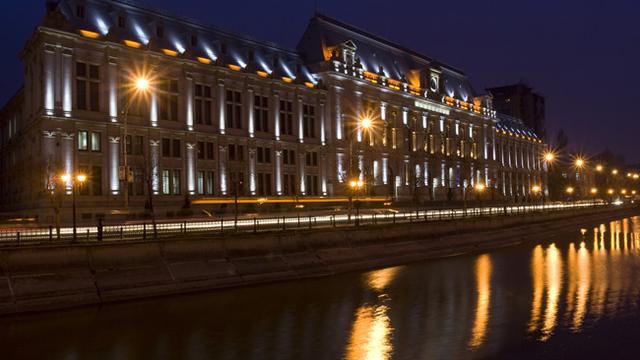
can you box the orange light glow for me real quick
[228,64,242,71]
[304,82,315,89]
[256,70,269,78]
[281,76,293,83]
[196,57,212,65]
[124,40,142,48]
[80,30,100,39]
[162,49,178,57]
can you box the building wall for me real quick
[0,3,546,220]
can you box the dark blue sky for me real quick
[2,0,639,163]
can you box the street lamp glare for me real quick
[532,185,540,193]
[574,158,585,168]
[349,180,358,188]
[590,187,598,194]
[61,174,71,183]
[76,174,87,183]
[608,189,614,194]
[135,77,150,92]
[360,117,373,130]
[565,186,574,194]
[475,183,486,192]
[612,169,619,175]
[543,152,555,162]
[596,165,603,172]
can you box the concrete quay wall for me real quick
[0,206,637,315]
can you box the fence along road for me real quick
[0,202,611,245]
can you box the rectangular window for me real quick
[172,139,181,158]
[225,90,243,129]
[76,62,100,111]
[76,5,85,18]
[132,135,143,155]
[206,142,214,160]
[78,130,88,151]
[195,84,212,125]
[90,132,101,152]
[228,144,236,161]
[158,79,179,121]
[206,171,214,195]
[118,16,126,28]
[197,171,205,195]
[283,149,289,165]
[197,141,205,160]
[162,169,171,194]
[162,138,171,157]
[303,104,315,138]
[254,95,269,132]
[132,168,144,196]
[279,100,293,136]
[172,169,181,194]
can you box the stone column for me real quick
[186,142,196,195]
[247,87,255,138]
[185,74,194,131]
[217,80,226,135]
[109,136,120,195]
[275,150,283,195]
[273,91,280,140]
[249,147,256,195]
[61,47,73,117]
[150,140,160,194]
[297,95,304,143]
[219,145,228,195]
[108,56,118,122]
[43,44,56,115]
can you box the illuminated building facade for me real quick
[0,0,545,220]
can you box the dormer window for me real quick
[220,43,228,55]
[76,5,85,18]
[429,75,439,92]
[191,35,198,46]
[156,26,164,38]
[248,50,255,62]
[118,16,126,28]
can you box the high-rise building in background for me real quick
[487,82,546,139]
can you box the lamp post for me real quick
[474,183,485,210]
[565,186,575,204]
[590,187,598,207]
[542,151,555,200]
[348,116,374,221]
[122,77,151,211]
[61,173,87,242]
[349,179,364,225]
[531,185,541,206]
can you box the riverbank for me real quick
[0,205,637,316]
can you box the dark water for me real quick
[3,216,640,359]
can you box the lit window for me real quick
[78,130,88,151]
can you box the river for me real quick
[2,215,640,359]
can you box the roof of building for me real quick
[496,112,540,139]
[45,0,317,83]
[296,13,478,102]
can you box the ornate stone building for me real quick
[0,0,545,221]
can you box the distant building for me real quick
[0,0,546,222]
[487,82,546,139]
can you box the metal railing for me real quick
[0,201,613,246]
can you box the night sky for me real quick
[2,0,639,163]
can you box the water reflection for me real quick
[468,254,492,349]
[2,216,640,359]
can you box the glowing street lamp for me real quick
[360,117,373,130]
[612,169,619,175]
[60,172,87,242]
[532,185,541,193]
[543,151,555,163]
[621,189,627,195]
[574,158,585,168]
[596,164,603,172]
[135,77,150,92]
[608,188,614,195]
[590,187,598,195]
[565,186,574,194]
